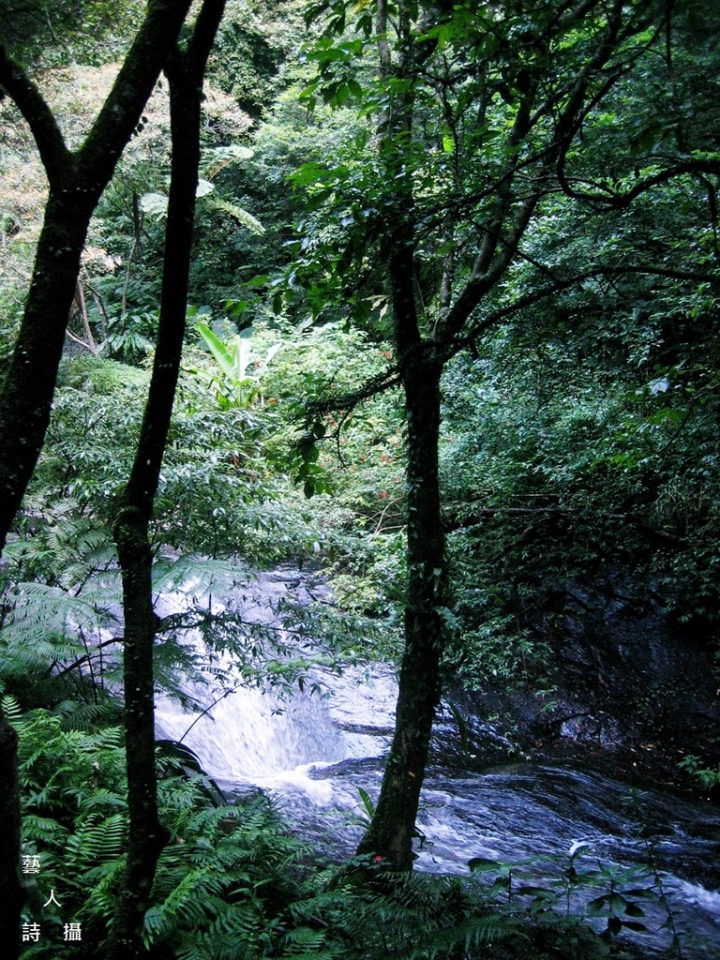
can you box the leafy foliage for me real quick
[11,701,615,960]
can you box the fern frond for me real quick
[76,788,127,814]
[152,554,250,600]
[202,144,253,179]
[144,866,226,943]
[407,914,520,959]
[22,814,69,845]
[1,693,23,724]
[66,813,126,866]
[82,856,127,923]
[56,699,122,731]
[279,925,331,957]
[172,900,274,960]
[207,197,265,234]
[0,581,119,679]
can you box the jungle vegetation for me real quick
[0,0,718,957]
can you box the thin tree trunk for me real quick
[107,3,226,955]
[0,717,22,960]
[356,358,445,869]
[356,0,447,871]
[0,0,193,553]
[109,517,165,960]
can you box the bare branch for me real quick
[79,0,193,182]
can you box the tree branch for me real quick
[79,0,193,183]
[0,45,69,182]
[557,157,720,209]
[449,262,720,360]
[435,0,644,345]
[302,367,402,421]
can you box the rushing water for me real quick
[154,566,720,959]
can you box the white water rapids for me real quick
[153,566,720,958]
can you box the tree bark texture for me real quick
[108,517,166,960]
[107,4,226,956]
[0,717,22,960]
[356,357,445,870]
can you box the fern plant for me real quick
[10,699,631,960]
[140,794,305,960]
[10,700,308,960]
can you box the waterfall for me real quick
[155,663,396,803]
[153,565,720,959]
[154,565,396,802]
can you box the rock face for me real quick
[458,575,720,776]
[547,578,719,753]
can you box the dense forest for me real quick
[0,1,719,958]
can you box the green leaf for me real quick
[624,902,645,918]
[587,895,609,916]
[447,700,469,751]
[196,178,215,198]
[138,191,168,218]
[357,787,375,819]
[196,322,240,383]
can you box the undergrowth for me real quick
[10,698,673,960]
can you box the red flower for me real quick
[374,856,382,862]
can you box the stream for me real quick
[154,566,720,958]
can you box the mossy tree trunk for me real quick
[356,352,445,870]
[107,3,226,956]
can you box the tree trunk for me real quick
[347,0,670,875]
[0,717,22,959]
[356,2,447,869]
[0,187,94,545]
[0,5,194,950]
[108,516,167,960]
[357,358,445,869]
[106,4,226,955]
